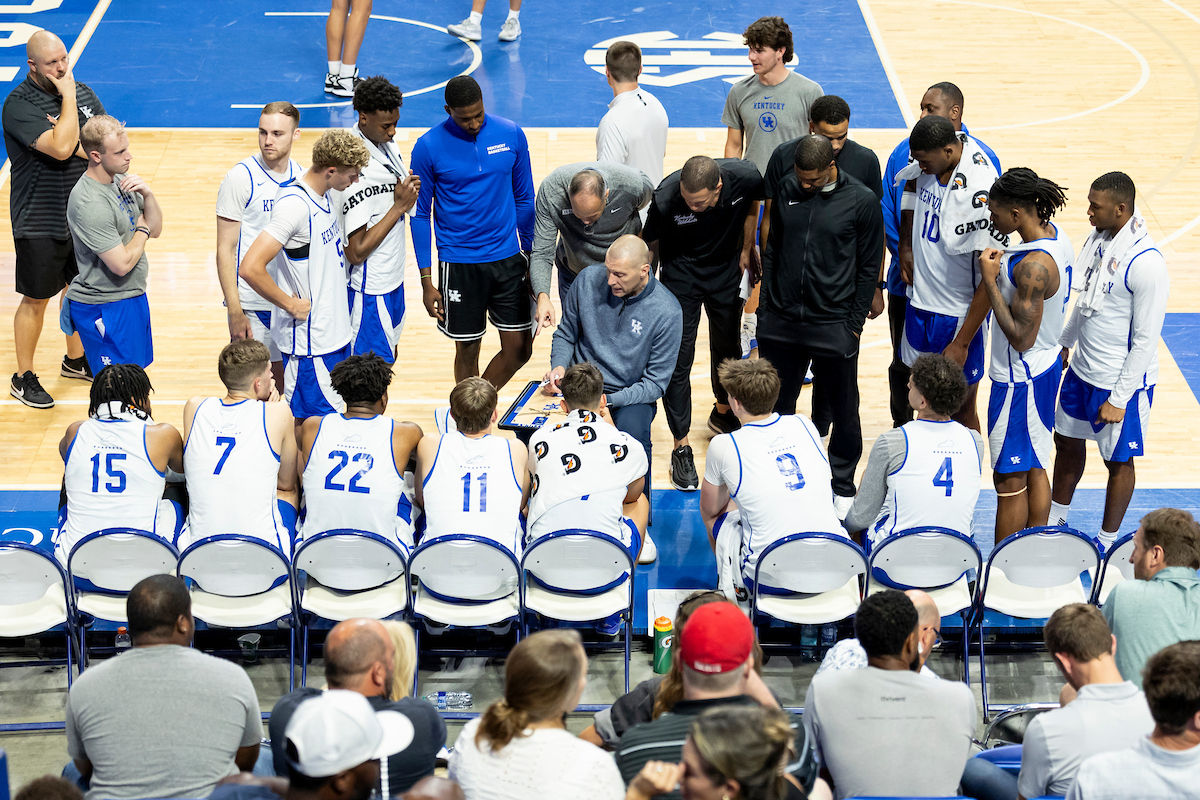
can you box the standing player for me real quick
[596,42,669,195]
[300,353,424,554]
[642,155,763,490]
[56,365,184,565]
[336,77,420,362]
[699,358,842,599]
[325,0,370,96]
[1051,173,1169,550]
[4,31,105,408]
[977,169,1072,542]
[446,0,523,42]
[183,340,297,553]
[898,115,1001,431]
[216,102,303,392]
[410,76,535,388]
[881,83,999,428]
[415,378,528,554]
[239,129,370,420]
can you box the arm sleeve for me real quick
[262,195,311,247]
[215,165,252,222]
[607,303,682,408]
[702,435,734,488]
[596,114,626,166]
[409,140,435,271]
[843,432,898,531]
[68,196,123,255]
[238,673,265,746]
[849,193,886,332]
[3,95,55,152]
[549,279,581,369]
[641,194,663,243]
[721,87,742,130]
[512,127,536,251]
[763,149,783,200]
[1016,717,1052,800]
[635,171,654,211]
[1059,300,1082,349]
[881,144,904,259]
[1110,253,1169,408]
[531,179,561,297]
[863,150,884,200]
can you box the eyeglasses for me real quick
[923,626,943,649]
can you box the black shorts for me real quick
[15,237,77,300]
[437,253,532,340]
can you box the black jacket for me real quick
[760,170,884,335]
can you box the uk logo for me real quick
[758,112,777,132]
[631,319,643,335]
[1128,442,1139,450]
[1010,456,1021,465]
[447,289,462,302]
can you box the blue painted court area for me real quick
[0,0,906,128]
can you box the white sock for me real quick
[469,11,483,23]
[339,62,356,78]
[1049,501,1071,527]
[506,8,520,21]
[328,60,341,75]
[1097,528,1119,549]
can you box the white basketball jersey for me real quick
[718,414,842,574]
[421,433,524,554]
[910,173,977,317]
[302,414,409,550]
[271,183,352,357]
[60,414,168,559]
[227,155,302,312]
[873,419,981,542]
[989,224,1074,383]
[334,125,408,295]
[184,398,287,551]
[526,409,648,542]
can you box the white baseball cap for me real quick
[284,690,415,778]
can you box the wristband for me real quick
[134,226,150,237]
[877,281,887,290]
[900,192,917,212]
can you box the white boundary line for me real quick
[855,0,913,128]
[1155,0,1200,245]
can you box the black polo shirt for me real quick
[764,137,884,201]
[2,72,104,239]
[643,158,764,286]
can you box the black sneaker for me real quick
[707,406,741,435]
[61,355,93,382]
[328,70,360,98]
[10,371,54,408]
[670,445,699,491]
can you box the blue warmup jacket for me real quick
[410,114,535,270]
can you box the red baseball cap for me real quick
[680,603,753,674]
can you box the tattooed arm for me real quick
[978,247,1059,353]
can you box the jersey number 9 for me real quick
[775,453,806,491]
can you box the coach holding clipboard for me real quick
[542,234,682,563]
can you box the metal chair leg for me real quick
[412,624,421,699]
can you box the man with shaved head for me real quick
[543,234,681,559]
[268,618,444,795]
[816,589,945,677]
[3,30,105,408]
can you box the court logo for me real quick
[758,112,778,132]
[561,453,582,474]
[534,441,549,460]
[584,31,766,87]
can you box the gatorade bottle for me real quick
[653,616,673,674]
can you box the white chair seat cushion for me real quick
[191,584,292,627]
[0,583,67,637]
[413,585,517,627]
[523,581,629,622]
[984,566,1088,618]
[301,578,407,621]
[867,573,974,617]
[756,577,861,625]
[76,591,129,623]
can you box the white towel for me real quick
[1074,208,1149,317]
[896,133,1006,255]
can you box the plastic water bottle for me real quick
[423,691,472,709]
[114,627,131,651]
[820,623,838,647]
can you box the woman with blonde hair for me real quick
[380,619,417,699]
[449,629,625,799]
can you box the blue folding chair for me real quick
[520,529,636,693]
[0,543,77,699]
[1090,532,1135,605]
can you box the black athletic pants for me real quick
[888,291,914,428]
[661,274,743,441]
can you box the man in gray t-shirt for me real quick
[65,115,161,373]
[721,17,822,175]
[65,575,262,800]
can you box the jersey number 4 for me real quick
[933,457,954,496]
[326,450,373,494]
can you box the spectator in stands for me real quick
[281,691,399,800]
[1103,508,1200,688]
[627,706,831,800]
[616,603,817,798]
[961,604,1154,800]
[269,618,444,796]
[803,590,975,799]
[814,589,942,677]
[1067,640,1200,800]
[843,353,983,543]
[402,777,465,800]
[15,777,83,800]
[448,630,625,799]
[381,619,418,701]
[64,575,262,800]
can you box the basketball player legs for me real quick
[994,468,1050,543]
[953,382,980,432]
[327,0,371,67]
[15,292,85,374]
[1052,433,1136,535]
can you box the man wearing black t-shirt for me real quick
[2,31,104,408]
[642,156,763,490]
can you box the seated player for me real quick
[526,362,649,560]
[299,353,423,554]
[700,358,843,598]
[844,353,983,546]
[56,364,184,565]
[181,340,298,554]
[415,377,528,555]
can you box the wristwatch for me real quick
[877,281,886,290]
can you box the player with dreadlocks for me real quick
[977,167,1072,542]
[56,363,185,564]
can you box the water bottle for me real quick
[652,616,673,675]
[820,623,838,647]
[423,691,472,709]
[114,627,131,650]
[800,624,818,647]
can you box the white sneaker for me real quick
[833,494,853,521]
[637,532,658,564]
[498,17,521,41]
[447,17,482,40]
[740,313,758,359]
[327,70,359,98]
